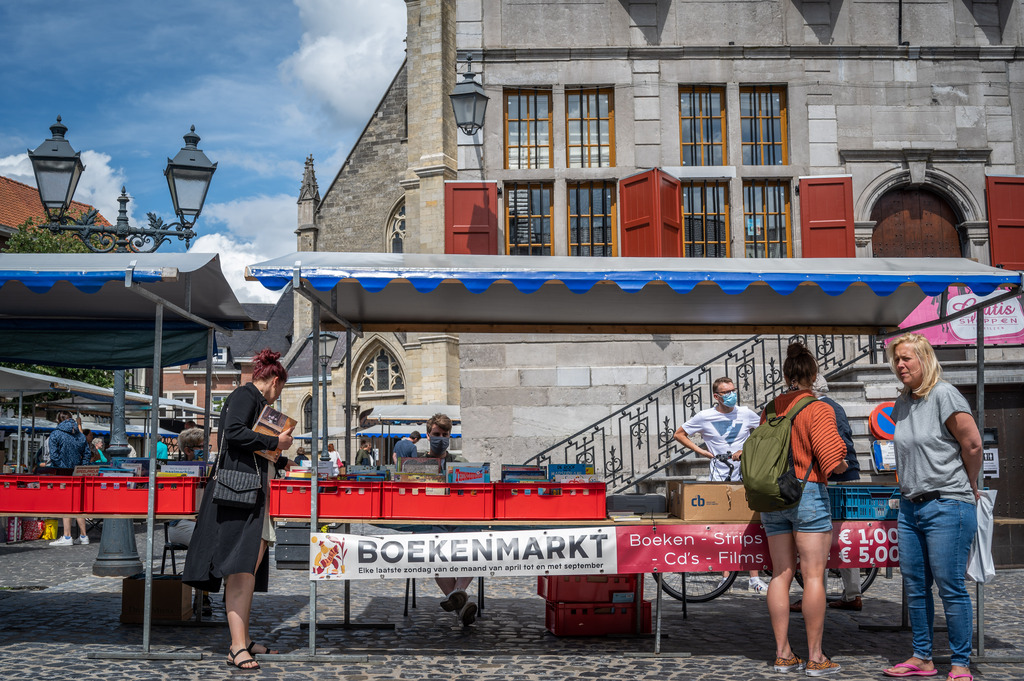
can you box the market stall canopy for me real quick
[0,416,59,432]
[246,253,1022,335]
[0,367,209,414]
[361,405,461,425]
[0,253,256,368]
[294,424,462,440]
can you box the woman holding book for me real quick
[183,348,295,671]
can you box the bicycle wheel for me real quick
[795,567,878,598]
[660,571,738,603]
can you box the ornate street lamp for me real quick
[449,56,489,136]
[310,331,339,462]
[27,118,217,253]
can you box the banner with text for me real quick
[310,521,897,580]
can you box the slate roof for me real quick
[188,284,293,370]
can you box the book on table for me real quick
[253,405,297,462]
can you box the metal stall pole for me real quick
[203,329,213,459]
[309,299,321,654]
[975,310,985,658]
[141,303,163,653]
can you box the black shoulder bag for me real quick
[210,391,262,509]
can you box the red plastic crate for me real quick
[545,599,651,636]
[382,482,494,520]
[495,483,606,520]
[269,480,382,519]
[0,475,83,515]
[83,477,199,514]
[537,574,641,603]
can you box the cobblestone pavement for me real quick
[1,521,1021,680]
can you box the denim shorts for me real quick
[760,482,833,536]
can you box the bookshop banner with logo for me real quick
[896,285,1024,346]
[309,521,897,580]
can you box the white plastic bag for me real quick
[966,489,997,584]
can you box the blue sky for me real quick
[0,0,406,302]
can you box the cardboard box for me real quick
[667,482,759,522]
[120,574,193,623]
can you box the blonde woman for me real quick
[882,333,982,681]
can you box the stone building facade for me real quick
[301,0,1024,466]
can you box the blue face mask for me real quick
[721,392,738,408]
[429,436,450,455]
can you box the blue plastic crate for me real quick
[831,486,900,520]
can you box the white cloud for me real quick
[282,0,406,127]
[0,153,33,184]
[190,233,283,305]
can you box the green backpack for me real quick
[740,396,817,512]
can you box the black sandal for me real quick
[227,647,260,670]
[247,641,279,655]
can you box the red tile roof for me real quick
[0,174,111,230]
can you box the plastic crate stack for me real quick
[830,485,900,521]
[537,573,650,636]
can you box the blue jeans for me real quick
[898,497,977,667]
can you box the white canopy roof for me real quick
[246,253,1021,335]
[361,404,461,425]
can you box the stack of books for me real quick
[501,464,548,483]
[447,463,490,484]
[396,457,445,482]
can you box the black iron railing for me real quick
[523,333,885,493]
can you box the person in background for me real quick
[47,411,91,547]
[882,333,981,681]
[183,348,295,670]
[355,439,374,466]
[392,430,421,463]
[673,376,768,594]
[156,437,169,461]
[178,427,206,463]
[91,438,108,464]
[421,413,477,626]
[790,374,863,613]
[293,446,309,466]
[759,343,848,677]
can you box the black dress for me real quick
[183,383,288,593]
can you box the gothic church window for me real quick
[387,202,406,253]
[358,348,405,394]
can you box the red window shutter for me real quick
[619,169,681,257]
[798,176,855,257]
[445,182,498,254]
[986,176,1024,270]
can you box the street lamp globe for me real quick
[317,331,340,367]
[449,58,488,136]
[27,116,85,223]
[164,125,217,227]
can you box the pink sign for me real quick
[897,286,1024,346]
[613,521,898,572]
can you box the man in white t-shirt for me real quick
[673,376,767,593]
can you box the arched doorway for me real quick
[871,187,962,257]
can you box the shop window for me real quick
[568,181,616,256]
[566,88,614,168]
[505,89,553,169]
[740,85,788,165]
[679,86,726,167]
[506,182,553,255]
[743,180,791,257]
[358,348,405,394]
[682,181,730,257]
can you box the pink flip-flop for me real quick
[882,663,938,677]
[946,675,973,681]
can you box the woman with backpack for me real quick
[759,343,848,677]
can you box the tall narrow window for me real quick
[740,85,788,165]
[681,181,730,256]
[302,396,313,433]
[505,89,553,169]
[679,86,726,167]
[568,181,616,256]
[566,88,615,168]
[386,201,406,253]
[743,180,791,257]
[505,182,553,255]
[358,348,405,394]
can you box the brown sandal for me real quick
[227,646,260,670]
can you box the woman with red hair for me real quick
[184,349,295,670]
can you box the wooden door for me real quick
[799,176,855,257]
[870,187,961,257]
[619,169,682,257]
[445,182,498,254]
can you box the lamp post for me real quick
[311,332,339,462]
[28,117,216,576]
[449,56,489,136]
[28,118,217,253]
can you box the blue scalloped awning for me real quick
[245,253,1020,335]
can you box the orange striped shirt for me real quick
[760,390,847,484]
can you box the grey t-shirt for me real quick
[891,381,976,504]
